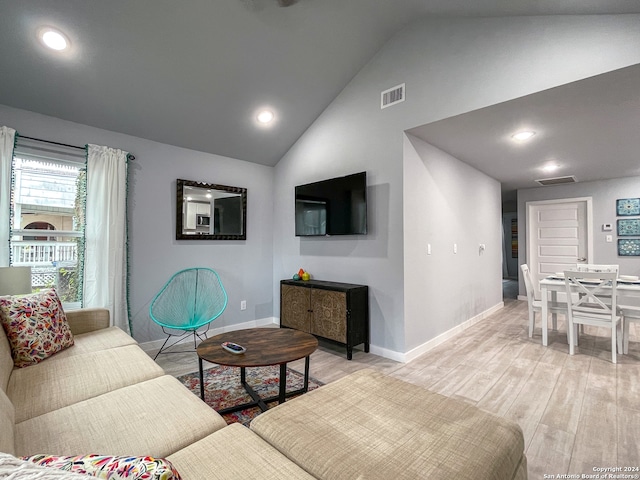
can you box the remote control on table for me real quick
[221,341,246,354]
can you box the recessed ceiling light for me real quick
[542,164,560,173]
[39,27,69,51]
[257,110,274,124]
[512,130,536,142]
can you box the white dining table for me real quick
[539,276,640,346]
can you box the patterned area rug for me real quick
[177,365,323,426]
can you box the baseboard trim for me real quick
[139,317,278,354]
[141,304,504,365]
[400,301,505,364]
[368,345,406,363]
[271,303,505,364]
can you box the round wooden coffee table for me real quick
[196,328,318,414]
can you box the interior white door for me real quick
[527,198,592,296]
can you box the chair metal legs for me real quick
[153,325,211,360]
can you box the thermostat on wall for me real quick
[602,223,613,231]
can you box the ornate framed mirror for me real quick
[176,179,247,240]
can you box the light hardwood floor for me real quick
[152,298,640,478]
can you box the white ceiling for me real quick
[1,0,639,176]
[408,63,640,200]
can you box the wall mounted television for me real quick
[295,171,367,236]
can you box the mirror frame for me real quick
[176,178,247,240]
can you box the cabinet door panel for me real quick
[197,203,211,215]
[311,290,347,343]
[281,285,311,332]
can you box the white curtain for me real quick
[0,127,16,267]
[84,144,130,333]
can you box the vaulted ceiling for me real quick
[408,63,640,199]
[1,0,639,176]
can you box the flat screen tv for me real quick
[295,171,367,236]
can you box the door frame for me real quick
[526,197,594,293]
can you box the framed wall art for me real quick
[616,198,640,216]
[618,238,640,256]
[617,218,640,236]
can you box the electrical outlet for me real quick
[240,300,247,310]
[453,243,457,254]
[427,243,432,255]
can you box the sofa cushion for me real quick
[0,289,74,367]
[0,453,93,479]
[14,375,228,458]
[22,453,182,480]
[65,308,111,335]
[167,423,315,480]
[0,390,15,455]
[250,369,526,480]
[8,344,165,423]
[50,326,138,361]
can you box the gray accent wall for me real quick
[518,176,640,297]
[404,135,502,352]
[272,15,640,358]
[0,104,275,343]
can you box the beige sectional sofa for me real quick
[1,308,527,479]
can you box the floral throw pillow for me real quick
[0,288,74,367]
[22,454,182,480]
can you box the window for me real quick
[10,139,86,309]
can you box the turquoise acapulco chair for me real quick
[149,267,228,359]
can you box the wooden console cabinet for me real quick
[280,279,369,360]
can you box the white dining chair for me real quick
[574,265,619,336]
[621,306,640,355]
[575,264,640,353]
[521,264,568,340]
[564,270,623,363]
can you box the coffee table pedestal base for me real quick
[199,356,311,415]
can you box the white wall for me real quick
[272,14,640,358]
[518,176,640,296]
[0,104,275,343]
[403,135,502,357]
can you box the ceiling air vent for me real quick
[381,83,405,109]
[535,175,578,186]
